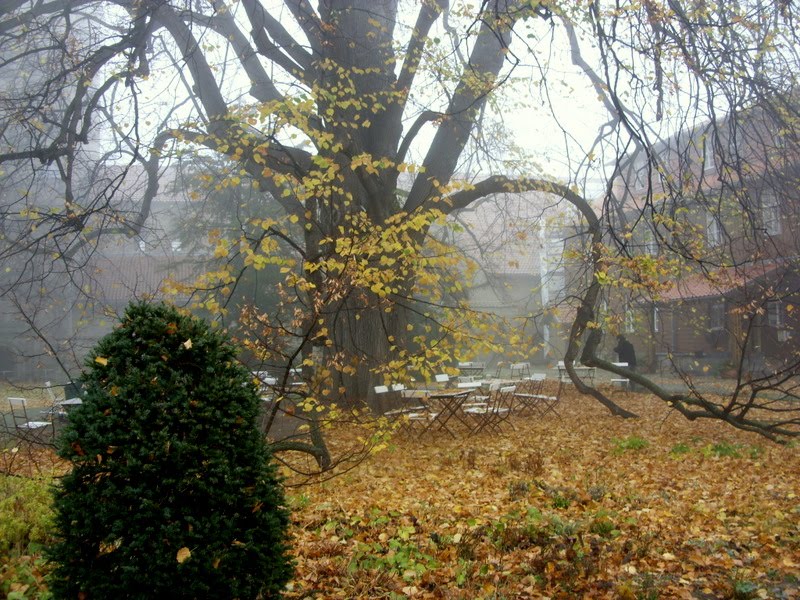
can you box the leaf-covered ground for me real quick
[285,390,800,599]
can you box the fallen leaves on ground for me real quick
[285,391,800,599]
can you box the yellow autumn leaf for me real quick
[176,547,191,563]
[183,339,193,349]
[95,356,108,366]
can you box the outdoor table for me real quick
[59,397,83,413]
[457,362,486,378]
[424,390,472,437]
[557,363,596,384]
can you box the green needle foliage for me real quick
[47,302,293,599]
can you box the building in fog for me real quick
[609,102,800,375]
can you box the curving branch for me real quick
[405,0,523,213]
[241,0,311,81]
[395,0,446,111]
[397,110,443,166]
[283,0,324,56]
[200,1,284,103]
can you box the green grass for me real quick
[612,435,650,454]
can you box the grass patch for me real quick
[670,442,692,455]
[612,435,650,454]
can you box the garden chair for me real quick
[508,362,531,380]
[376,385,432,436]
[514,379,562,418]
[463,385,516,434]
[511,373,549,416]
[434,373,450,387]
[8,397,53,445]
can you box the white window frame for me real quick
[762,193,782,236]
[706,211,721,246]
[709,301,725,331]
[703,135,716,172]
[767,300,784,329]
[625,305,635,333]
[644,229,658,256]
[544,238,567,302]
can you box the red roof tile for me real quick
[658,262,780,301]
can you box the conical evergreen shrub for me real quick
[48,302,293,599]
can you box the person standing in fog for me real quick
[614,334,637,368]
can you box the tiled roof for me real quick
[658,262,781,301]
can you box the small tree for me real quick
[47,302,293,599]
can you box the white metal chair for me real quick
[385,384,439,437]
[8,397,53,444]
[377,385,429,433]
[41,381,67,420]
[457,361,486,378]
[464,385,516,434]
[514,378,562,418]
[512,374,549,416]
[509,362,531,380]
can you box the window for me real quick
[709,301,725,330]
[769,301,790,341]
[643,229,658,256]
[762,193,782,236]
[543,238,566,302]
[625,304,635,333]
[703,134,716,172]
[706,212,721,246]
[767,301,784,328]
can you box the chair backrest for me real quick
[435,373,450,384]
[391,383,406,392]
[457,381,481,389]
[557,360,566,368]
[374,385,390,394]
[496,385,517,408]
[8,397,30,425]
[530,373,546,381]
[45,381,58,403]
[9,397,26,409]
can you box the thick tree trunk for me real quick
[327,297,408,411]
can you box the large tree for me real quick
[1,0,800,443]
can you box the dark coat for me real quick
[614,337,637,368]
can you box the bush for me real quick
[0,474,54,556]
[47,302,293,599]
